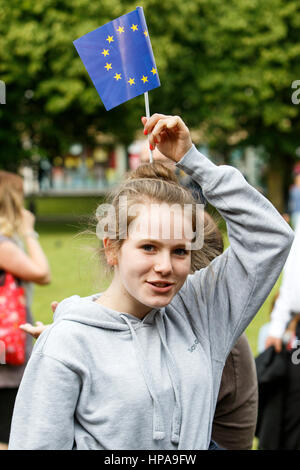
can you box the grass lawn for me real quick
[26,195,104,217]
[32,222,281,357]
[32,221,111,323]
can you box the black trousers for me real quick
[0,388,18,443]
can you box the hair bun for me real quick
[126,162,178,184]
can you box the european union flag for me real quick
[73,7,160,111]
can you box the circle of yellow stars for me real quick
[100,24,156,86]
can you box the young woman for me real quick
[0,171,51,449]
[9,114,293,450]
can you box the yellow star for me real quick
[141,75,148,83]
[131,24,138,32]
[114,73,122,81]
[144,31,148,37]
[128,78,135,86]
[117,26,125,34]
[105,63,112,71]
[151,68,157,75]
[101,49,109,57]
[106,35,114,44]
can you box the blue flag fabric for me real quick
[73,7,160,111]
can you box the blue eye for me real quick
[142,244,154,252]
[141,244,188,256]
[174,248,188,256]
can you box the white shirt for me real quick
[269,223,300,338]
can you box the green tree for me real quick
[0,0,142,169]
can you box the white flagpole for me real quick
[144,91,153,163]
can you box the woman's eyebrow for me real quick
[139,239,189,248]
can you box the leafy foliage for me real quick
[0,0,299,174]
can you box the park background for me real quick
[0,1,300,357]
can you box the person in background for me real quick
[264,222,300,353]
[256,222,300,449]
[0,171,51,450]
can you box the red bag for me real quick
[0,271,26,365]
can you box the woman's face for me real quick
[115,203,193,310]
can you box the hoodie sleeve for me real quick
[175,145,294,362]
[9,351,80,450]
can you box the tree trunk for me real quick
[266,155,294,214]
[266,167,285,212]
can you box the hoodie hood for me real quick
[53,293,182,445]
[53,293,160,330]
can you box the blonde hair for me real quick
[94,162,223,276]
[0,171,24,238]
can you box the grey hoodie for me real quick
[9,145,293,450]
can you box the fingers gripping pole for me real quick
[144,92,153,163]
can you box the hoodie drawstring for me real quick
[155,312,182,444]
[120,312,182,445]
[120,314,166,441]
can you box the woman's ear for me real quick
[103,238,118,266]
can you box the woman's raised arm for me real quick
[142,113,294,360]
[0,209,51,285]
